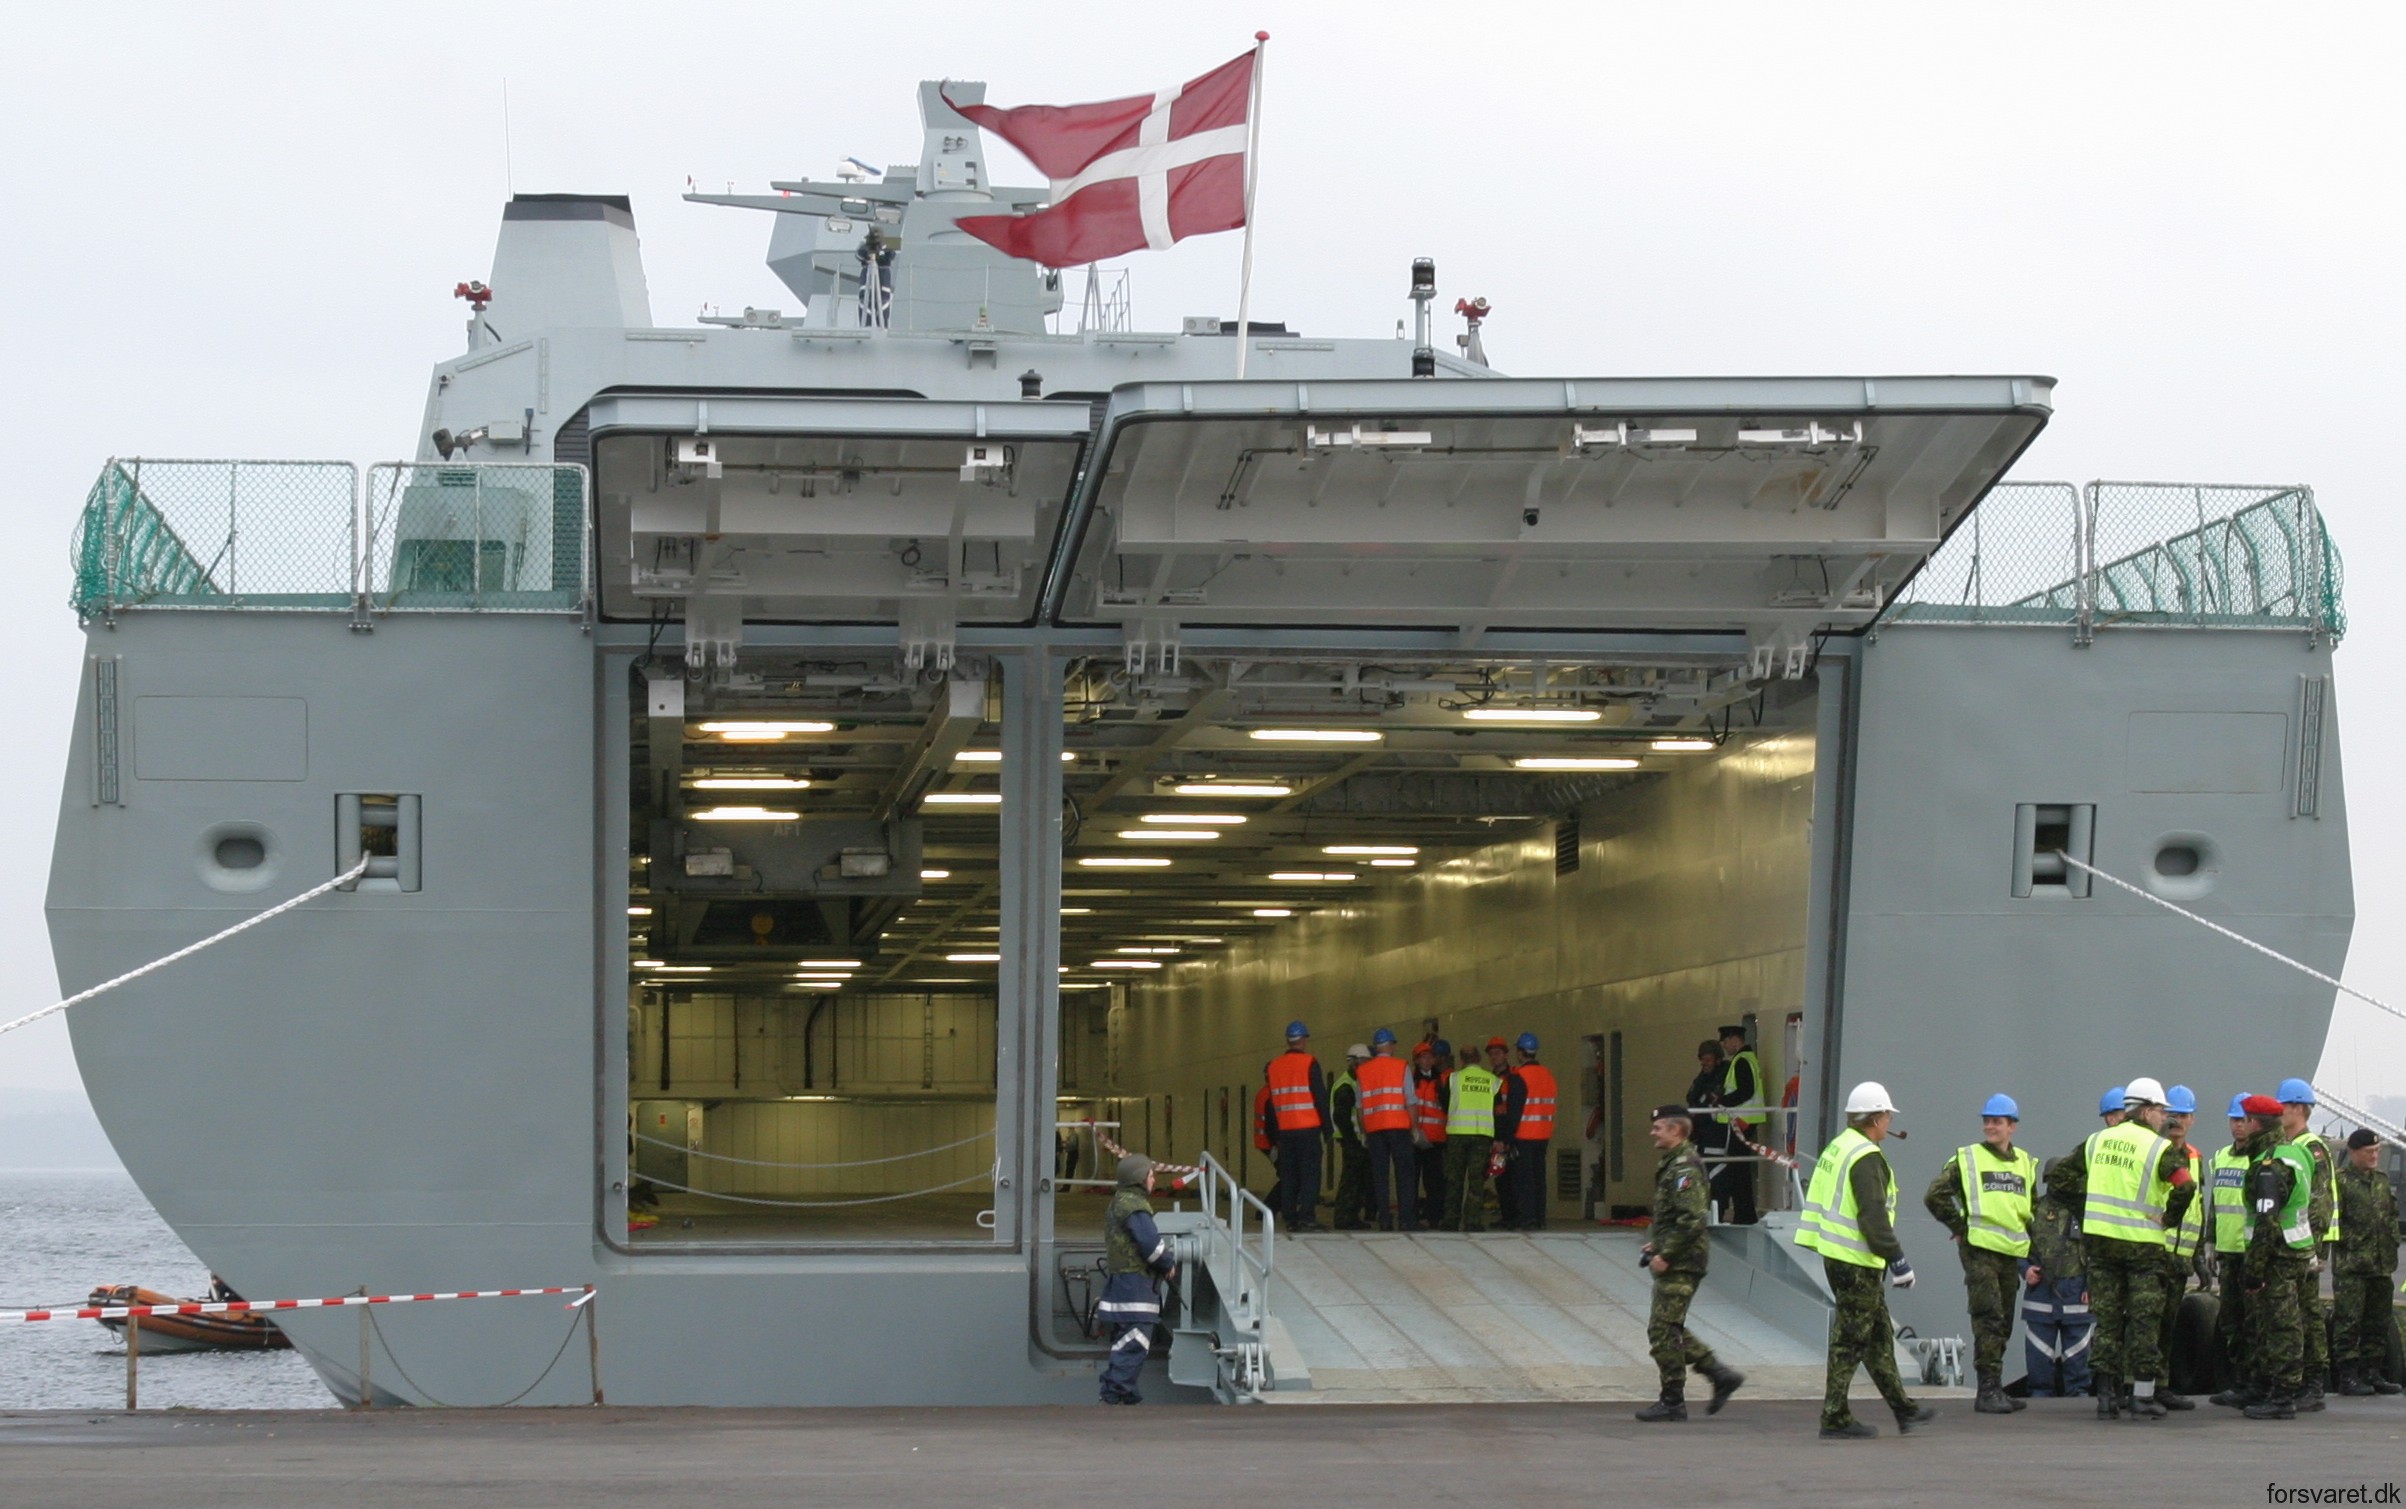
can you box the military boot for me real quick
[1973,1371,2015,1414]
[2094,1372,2121,1420]
[2157,1386,2196,1411]
[2370,1372,2403,1396]
[2338,1367,2375,1397]
[1700,1362,1746,1415]
[2209,1383,2258,1408]
[1817,1419,1877,1440]
[1634,1385,1687,1423]
[1893,1403,1938,1434]
[2297,1380,2326,1413]
[2243,1394,2297,1420]
[2127,1381,2168,1419]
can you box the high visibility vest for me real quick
[1447,1065,1499,1138]
[2298,1131,2341,1242]
[1252,1084,1272,1152]
[1957,1142,2039,1257]
[2263,1142,2318,1251]
[1796,1127,1891,1269]
[2081,1121,2174,1248]
[2165,1146,2207,1261]
[1512,1064,1557,1142]
[1721,1047,1766,1131]
[1357,1056,1412,1133]
[2208,1144,2251,1254]
[1331,1071,1361,1139]
[1266,1051,1321,1132]
[1411,1072,1448,1144]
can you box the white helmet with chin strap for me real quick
[2122,1076,2167,1109]
[1844,1081,1899,1115]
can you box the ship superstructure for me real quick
[47,85,2351,1405]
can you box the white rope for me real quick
[632,1127,993,1169]
[2054,853,2404,1150]
[0,856,372,1041]
[639,1164,996,1209]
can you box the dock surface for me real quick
[6,1398,2401,1507]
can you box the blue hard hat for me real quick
[1433,1038,1453,1057]
[1516,1032,1540,1053]
[1371,1027,1397,1046]
[2227,1092,2253,1119]
[1981,1093,2019,1120]
[2100,1087,2126,1117]
[1286,1020,1310,1041]
[2277,1077,2315,1106]
[2165,1084,2197,1115]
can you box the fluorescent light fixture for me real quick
[1138,813,1248,825]
[945,952,1002,963]
[797,959,863,969]
[1059,982,1111,990]
[1461,708,1602,724]
[1513,756,1640,771]
[1371,858,1418,867]
[1248,728,1383,743]
[633,959,664,968]
[1115,946,1180,955]
[922,792,1004,806]
[698,720,834,734]
[953,750,1003,763]
[656,964,712,973]
[1092,959,1164,970]
[1078,856,1173,868]
[1120,829,1220,841]
[1324,844,1418,856]
[691,776,811,790]
[920,868,952,880]
[1171,782,1293,798]
[690,805,800,821]
[1059,907,1094,915]
[1251,908,1293,918]
[1651,737,1715,752]
[627,905,653,916]
[1270,871,1356,882]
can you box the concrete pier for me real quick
[6,1398,2402,1507]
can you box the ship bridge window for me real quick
[1049,652,1821,1238]
[624,656,1010,1246]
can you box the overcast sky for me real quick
[3,2,2401,1108]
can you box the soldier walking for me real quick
[1923,1092,2038,1414]
[1795,1082,1936,1439]
[2334,1128,2403,1396]
[2045,1076,2195,1419]
[1633,1102,1746,1422]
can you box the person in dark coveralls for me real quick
[1714,1025,1764,1224]
[1922,1093,2038,1413]
[1634,1103,1746,1421]
[1330,1043,1374,1230]
[2334,1128,2403,1396]
[2044,1076,2195,1419]
[1795,1081,1936,1439]
[1098,1154,1177,1405]
[2022,1158,2093,1397]
[1264,1023,1331,1232]
[2205,1093,2259,1403]
[2233,1095,2316,1419]
[1686,1041,1730,1196]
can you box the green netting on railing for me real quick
[1882,479,2344,640]
[68,462,223,616]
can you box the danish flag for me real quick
[946,48,1258,268]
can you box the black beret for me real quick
[1716,1025,1745,1037]
[1650,1103,1692,1122]
[2347,1128,2380,1150]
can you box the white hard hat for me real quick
[1345,1043,1371,1060]
[2123,1076,2167,1108]
[1844,1081,1899,1115]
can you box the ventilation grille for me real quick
[1555,815,1580,875]
[1556,1148,1582,1200]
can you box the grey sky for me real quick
[3,2,2399,1102]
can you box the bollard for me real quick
[124,1311,139,1412]
[583,1287,604,1406]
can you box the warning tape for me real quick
[1092,1125,1201,1187]
[2,1285,594,1325]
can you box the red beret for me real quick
[2240,1094,2285,1119]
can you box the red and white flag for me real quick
[946,49,1257,268]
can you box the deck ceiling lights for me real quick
[1513,756,1639,770]
[1059,907,1095,914]
[698,720,836,740]
[920,868,952,879]
[1079,856,1173,868]
[1116,946,1181,955]
[691,805,800,820]
[956,750,1078,762]
[1092,959,1164,970]
[944,953,1002,963]
[1120,829,1220,841]
[1369,858,1418,868]
[690,776,811,790]
[1325,845,1418,856]
[1650,737,1716,752]
[1171,782,1293,798]
[1460,708,1601,724]
[1249,729,1382,744]
[1252,907,1293,918]
[627,905,653,916]
[921,792,1004,806]
[1138,813,1247,825]
[1271,871,1357,882]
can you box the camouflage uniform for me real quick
[2334,1162,2400,1387]
[2242,1136,2309,1402]
[1647,1140,1722,1395]
[1922,1150,2032,1387]
[2297,1134,2337,1392]
[2047,1132,2194,1393]
[1820,1151,1917,1432]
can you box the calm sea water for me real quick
[0,1169,329,1409]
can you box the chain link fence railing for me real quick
[68,459,589,621]
[1882,479,2344,641]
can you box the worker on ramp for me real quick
[1795,1081,1935,1439]
[1634,1102,1745,1421]
[1098,1155,1177,1406]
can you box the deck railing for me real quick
[68,458,591,621]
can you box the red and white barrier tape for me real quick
[1091,1125,1201,1187]
[5,1285,594,1325]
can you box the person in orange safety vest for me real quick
[1264,1022,1330,1232]
[1505,1033,1558,1230]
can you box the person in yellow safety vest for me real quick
[2147,1085,2207,1411]
[1441,1046,1501,1232]
[2044,1076,2196,1420]
[1795,1081,1937,1440]
[2206,1092,2260,1407]
[2275,1078,2339,1411]
[2236,1094,2319,1419]
[1921,1092,2039,1414]
[1716,1025,1764,1225]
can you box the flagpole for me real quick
[1233,31,1269,380]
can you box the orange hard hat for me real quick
[1485,1035,1508,1051]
